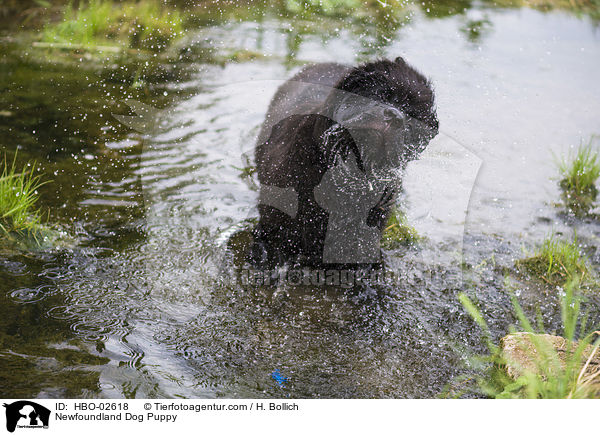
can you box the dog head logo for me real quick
[3,401,50,433]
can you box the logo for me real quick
[3,401,50,433]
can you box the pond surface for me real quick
[1,3,600,398]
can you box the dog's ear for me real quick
[394,56,407,66]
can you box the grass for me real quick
[515,234,593,288]
[381,207,420,249]
[0,154,46,241]
[557,140,600,216]
[41,0,184,52]
[457,279,600,398]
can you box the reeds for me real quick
[558,140,600,215]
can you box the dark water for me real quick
[1,3,600,398]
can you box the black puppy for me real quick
[249,57,438,268]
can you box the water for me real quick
[1,4,599,398]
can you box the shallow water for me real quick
[1,4,600,398]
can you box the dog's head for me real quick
[325,57,438,178]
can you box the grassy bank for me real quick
[487,0,600,20]
[3,0,600,34]
[515,234,593,288]
[456,280,600,398]
[40,0,184,52]
[0,154,71,252]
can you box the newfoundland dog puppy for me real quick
[248,57,438,268]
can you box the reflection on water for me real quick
[1,4,600,398]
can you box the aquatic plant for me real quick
[41,0,184,52]
[381,207,420,249]
[557,140,600,216]
[459,17,492,43]
[0,154,46,239]
[457,280,600,398]
[515,234,592,288]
